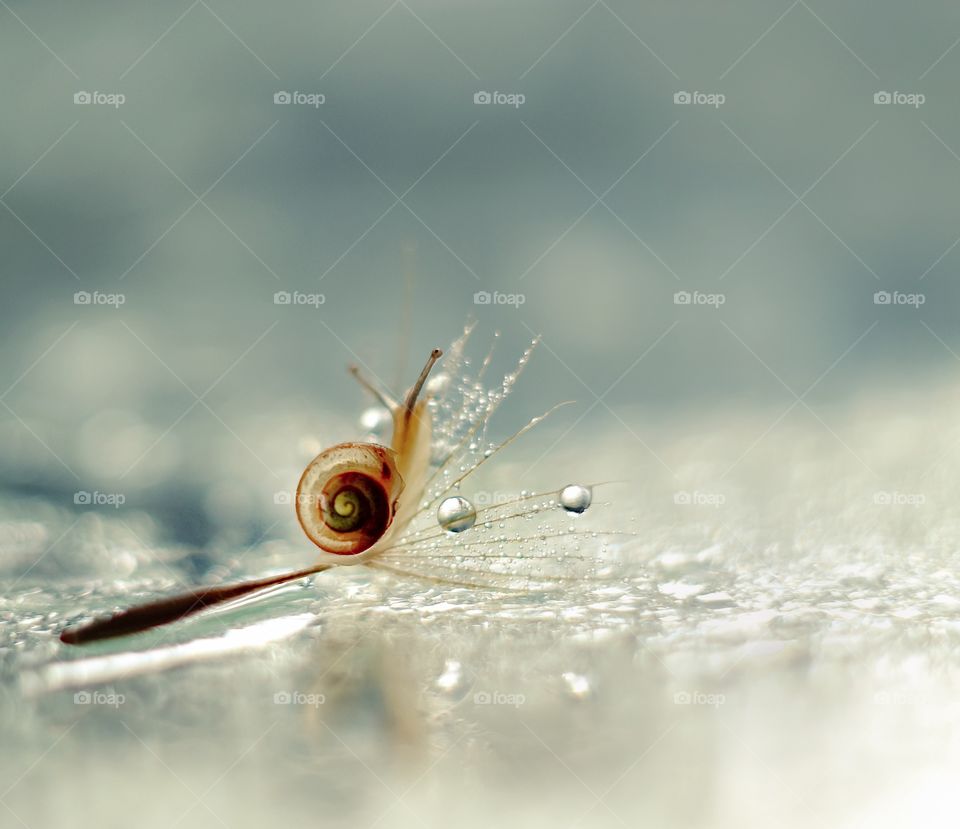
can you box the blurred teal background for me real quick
[2,1,960,537]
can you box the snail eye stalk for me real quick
[403,348,442,421]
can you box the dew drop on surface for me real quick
[437,496,477,533]
[559,484,592,514]
[562,672,592,700]
[359,406,391,435]
[435,659,467,697]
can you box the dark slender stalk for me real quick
[59,564,330,645]
[403,349,442,419]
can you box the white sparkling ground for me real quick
[3,385,960,828]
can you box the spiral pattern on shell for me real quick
[296,443,404,555]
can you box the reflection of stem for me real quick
[59,564,331,645]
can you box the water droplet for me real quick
[562,672,592,700]
[436,659,463,692]
[559,484,592,514]
[359,406,391,435]
[437,496,477,532]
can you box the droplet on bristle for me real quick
[559,484,592,514]
[437,496,477,532]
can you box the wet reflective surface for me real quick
[5,389,960,828]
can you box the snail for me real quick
[60,328,616,646]
[295,348,440,559]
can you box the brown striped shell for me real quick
[295,443,404,555]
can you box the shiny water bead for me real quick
[437,496,477,532]
[559,484,592,514]
[435,659,468,696]
[359,406,391,435]
[562,672,593,700]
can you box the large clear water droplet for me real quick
[559,484,592,514]
[359,406,391,435]
[437,496,477,532]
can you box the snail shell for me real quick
[296,443,404,555]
